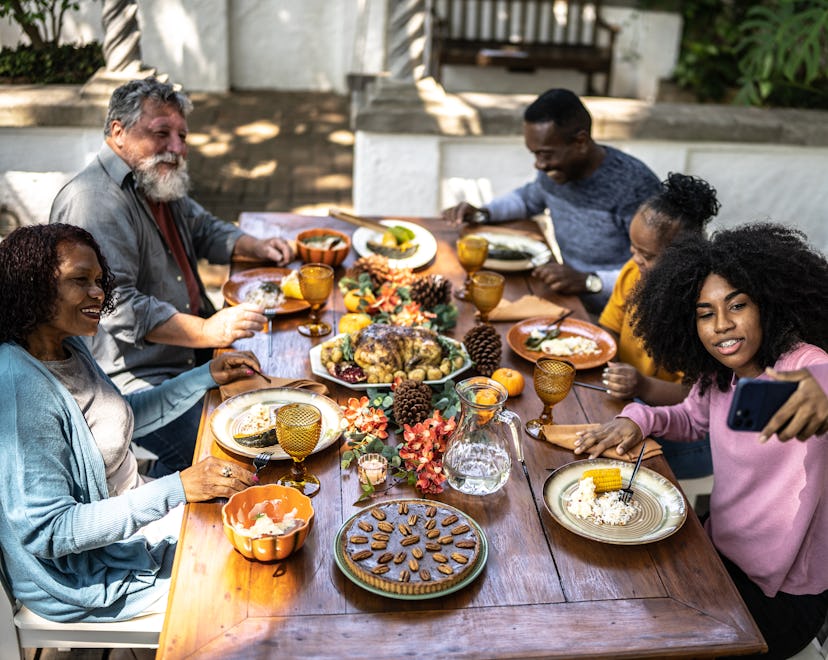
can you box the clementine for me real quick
[343,289,363,313]
[491,368,525,397]
[338,313,372,335]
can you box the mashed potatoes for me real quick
[566,477,638,526]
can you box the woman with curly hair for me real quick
[0,223,260,622]
[575,223,828,659]
[598,172,720,478]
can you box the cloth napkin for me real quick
[488,295,570,322]
[540,423,663,462]
[219,374,329,401]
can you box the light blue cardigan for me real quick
[0,337,215,622]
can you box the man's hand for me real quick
[180,456,258,501]
[532,262,588,295]
[201,303,268,346]
[441,202,481,227]
[573,417,644,459]
[760,367,828,442]
[233,234,295,266]
[209,350,263,385]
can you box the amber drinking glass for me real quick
[298,263,334,337]
[470,270,505,323]
[455,235,489,300]
[276,403,322,497]
[525,358,576,438]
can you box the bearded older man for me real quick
[50,77,293,476]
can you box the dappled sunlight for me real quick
[314,173,352,192]
[235,120,281,144]
[328,129,354,147]
[226,160,278,179]
[288,203,346,216]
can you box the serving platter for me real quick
[543,458,687,545]
[333,500,488,600]
[210,388,344,460]
[352,220,438,270]
[309,333,471,390]
[468,230,553,272]
[507,317,616,370]
[221,267,310,315]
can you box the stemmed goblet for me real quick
[297,263,334,337]
[470,270,505,323]
[276,403,323,497]
[525,358,576,439]
[455,235,489,300]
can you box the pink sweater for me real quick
[621,344,828,597]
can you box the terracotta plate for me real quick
[221,267,310,315]
[507,317,617,370]
[543,459,687,545]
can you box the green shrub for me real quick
[0,42,103,84]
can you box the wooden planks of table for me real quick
[157,214,765,659]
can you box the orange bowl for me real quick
[295,228,351,268]
[221,484,315,561]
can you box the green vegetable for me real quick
[524,327,561,351]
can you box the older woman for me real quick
[0,223,258,622]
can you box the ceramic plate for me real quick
[543,459,687,545]
[333,500,488,600]
[210,388,344,460]
[470,230,553,272]
[507,317,617,370]
[352,220,438,270]
[309,333,471,390]
[221,267,310,315]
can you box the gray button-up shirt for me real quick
[50,143,244,393]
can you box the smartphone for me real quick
[726,378,797,432]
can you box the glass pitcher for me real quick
[443,377,522,495]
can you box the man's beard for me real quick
[133,153,191,202]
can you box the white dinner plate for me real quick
[309,333,471,390]
[210,388,345,460]
[352,220,438,270]
[543,458,687,545]
[470,231,552,272]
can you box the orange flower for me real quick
[341,396,389,439]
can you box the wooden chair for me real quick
[0,561,162,660]
[429,0,619,95]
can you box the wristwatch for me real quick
[471,209,490,224]
[585,273,603,294]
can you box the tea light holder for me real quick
[357,453,388,486]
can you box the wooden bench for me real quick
[429,0,619,95]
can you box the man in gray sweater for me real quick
[443,88,660,313]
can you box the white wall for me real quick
[354,133,828,254]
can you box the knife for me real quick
[329,208,390,234]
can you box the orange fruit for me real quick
[338,313,372,335]
[343,289,363,313]
[491,368,525,397]
[474,388,500,423]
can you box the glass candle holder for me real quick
[357,453,388,486]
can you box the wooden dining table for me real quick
[157,213,765,659]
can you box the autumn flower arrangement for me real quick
[340,381,461,501]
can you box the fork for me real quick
[620,442,646,504]
[252,451,273,479]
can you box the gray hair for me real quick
[104,77,193,136]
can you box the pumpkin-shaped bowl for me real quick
[295,228,351,268]
[222,484,315,561]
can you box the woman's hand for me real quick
[180,456,257,501]
[573,417,644,459]
[209,350,263,385]
[602,362,642,400]
[760,367,828,442]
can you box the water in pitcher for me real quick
[444,442,510,495]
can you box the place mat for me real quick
[488,295,570,322]
[219,375,328,401]
[540,424,663,462]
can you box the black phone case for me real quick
[726,378,797,432]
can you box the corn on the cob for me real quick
[580,467,622,493]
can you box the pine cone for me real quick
[463,324,502,377]
[347,254,392,289]
[410,274,452,310]
[393,379,433,428]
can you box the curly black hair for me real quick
[629,223,828,394]
[642,172,720,239]
[0,223,116,347]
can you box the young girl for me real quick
[598,172,720,478]
[575,223,828,659]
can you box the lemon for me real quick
[338,313,372,335]
[281,271,303,299]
